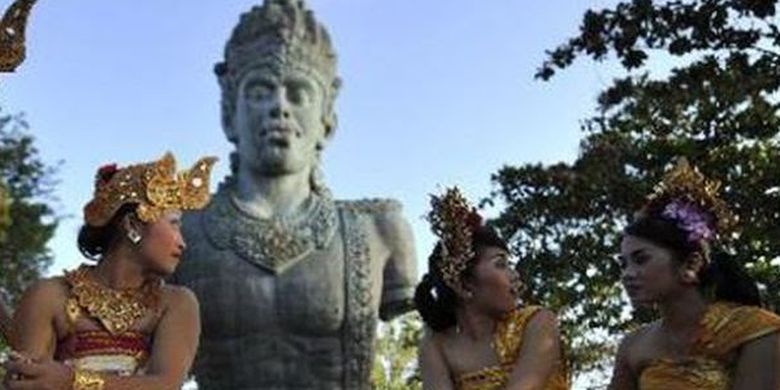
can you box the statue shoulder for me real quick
[336,198,403,216]
[181,190,226,237]
[337,198,411,239]
[181,206,207,238]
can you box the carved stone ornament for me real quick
[203,186,338,273]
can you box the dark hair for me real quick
[77,203,138,261]
[414,225,509,332]
[624,216,760,306]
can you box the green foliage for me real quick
[0,109,59,310]
[489,0,780,375]
[371,313,423,390]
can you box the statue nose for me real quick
[270,105,291,119]
[268,88,292,119]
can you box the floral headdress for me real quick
[426,187,483,290]
[83,152,218,227]
[639,158,736,249]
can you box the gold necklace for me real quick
[65,265,161,335]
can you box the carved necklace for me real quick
[64,265,161,335]
[204,186,338,273]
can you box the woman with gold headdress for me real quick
[610,159,780,390]
[414,187,569,390]
[2,152,217,390]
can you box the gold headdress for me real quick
[83,152,218,227]
[641,158,736,242]
[426,187,483,290]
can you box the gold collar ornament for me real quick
[0,0,37,72]
[83,152,218,227]
[65,265,161,335]
[426,187,483,290]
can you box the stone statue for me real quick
[170,1,418,389]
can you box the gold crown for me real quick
[426,187,481,290]
[83,152,218,227]
[642,158,736,234]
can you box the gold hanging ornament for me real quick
[0,0,37,73]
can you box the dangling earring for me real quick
[127,230,142,245]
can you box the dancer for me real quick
[610,159,780,389]
[415,187,568,390]
[3,152,216,390]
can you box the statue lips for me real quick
[260,124,295,148]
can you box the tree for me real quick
[488,0,780,375]
[371,313,423,390]
[0,109,59,350]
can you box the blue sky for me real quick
[1,0,621,276]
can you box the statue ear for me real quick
[317,113,337,151]
[223,120,238,144]
[216,63,238,144]
[324,112,337,140]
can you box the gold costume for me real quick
[455,306,569,390]
[639,302,780,389]
[56,265,160,377]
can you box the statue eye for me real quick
[286,83,313,106]
[244,81,273,101]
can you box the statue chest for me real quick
[191,233,347,337]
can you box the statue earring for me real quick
[127,230,142,245]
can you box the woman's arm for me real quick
[11,279,63,358]
[505,309,561,390]
[420,329,454,390]
[6,285,201,390]
[731,332,779,390]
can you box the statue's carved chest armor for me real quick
[195,235,346,337]
[183,190,345,337]
[174,188,380,389]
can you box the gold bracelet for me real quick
[72,369,105,390]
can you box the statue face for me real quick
[232,66,328,176]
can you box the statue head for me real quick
[215,0,341,186]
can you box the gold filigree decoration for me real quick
[83,152,218,227]
[642,158,737,235]
[64,266,161,335]
[426,187,481,290]
[0,0,36,73]
[72,369,106,390]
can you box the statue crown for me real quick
[217,0,339,89]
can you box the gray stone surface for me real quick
[171,1,418,389]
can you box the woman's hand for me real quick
[3,354,74,390]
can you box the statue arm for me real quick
[374,205,418,321]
